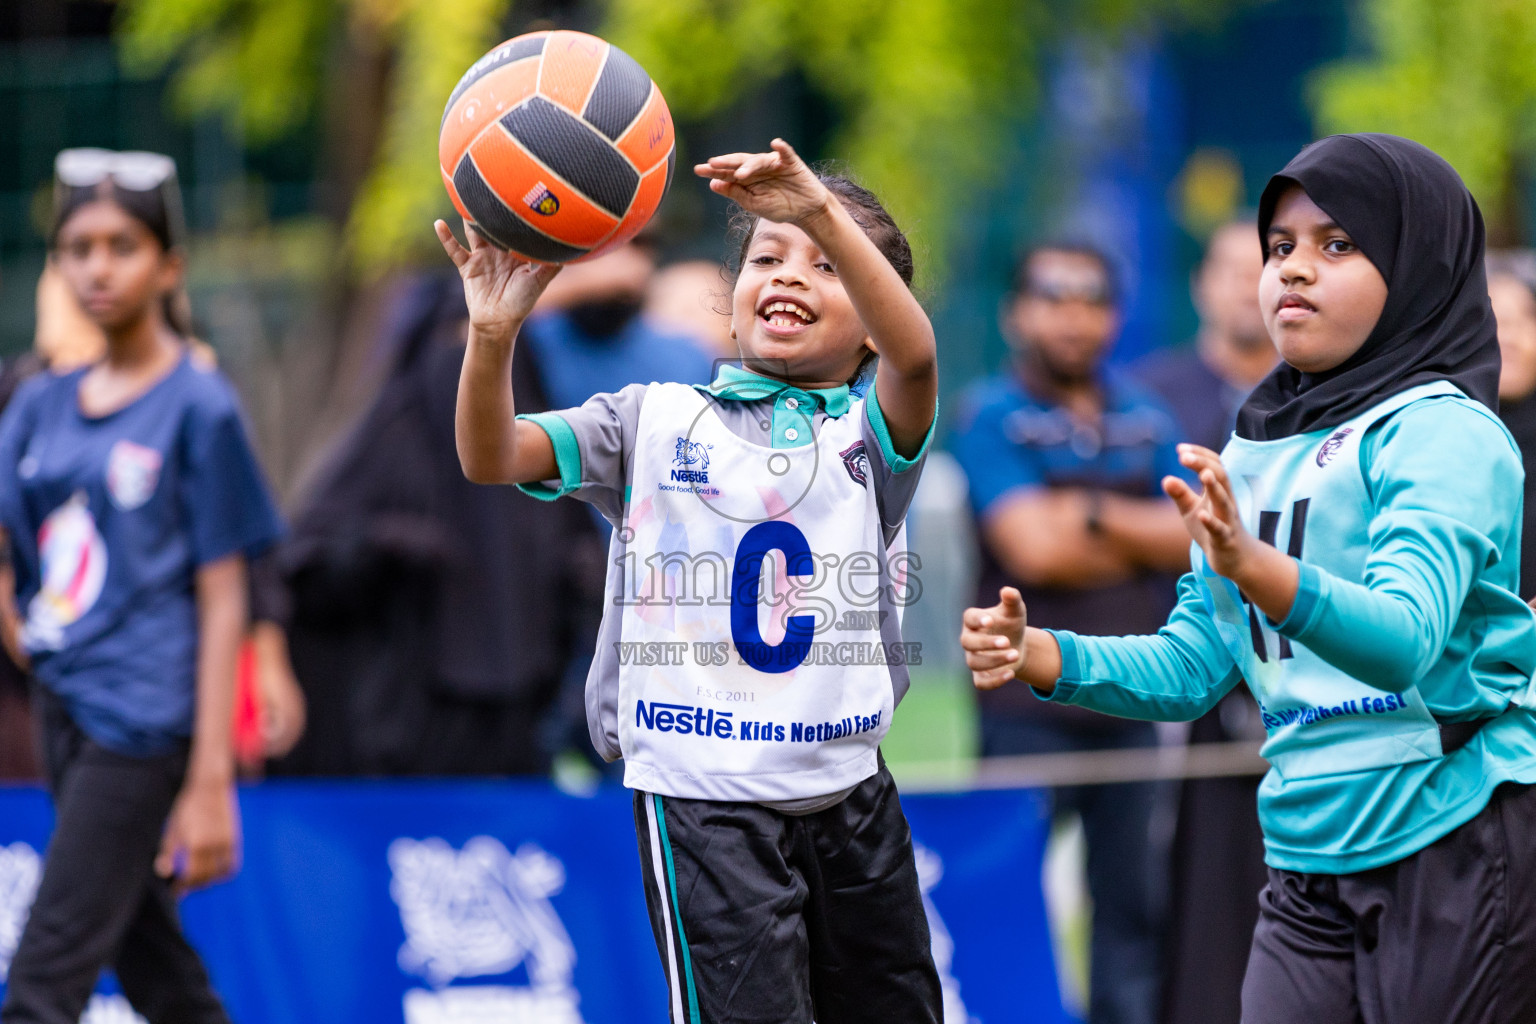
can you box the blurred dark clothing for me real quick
[1135,344,1247,452]
[0,664,36,779]
[265,275,603,777]
[0,351,44,779]
[0,352,44,414]
[1499,392,1536,600]
[1159,698,1268,1024]
[1138,342,1268,1024]
[950,368,1185,731]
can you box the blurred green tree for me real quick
[120,0,512,270]
[1311,0,1536,241]
[604,0,1240,279]
[118,0,1241,273]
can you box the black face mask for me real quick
[568,296,643,339]
[1235,134,1501,441]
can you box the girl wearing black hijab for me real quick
[962,133,1536,1022]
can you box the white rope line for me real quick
[894,740,1268,793]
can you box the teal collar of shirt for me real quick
[695,364,852,418]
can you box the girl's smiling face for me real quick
[731,220,873,387]
[1260,185,1388,373]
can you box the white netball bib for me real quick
[615,384,906,802]
[1200,381,1464,780]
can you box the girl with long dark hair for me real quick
[0,149,281,1024]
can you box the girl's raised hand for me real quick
[1162,444,1254,580]
[694,139,830,226]
[435,219,562,335]
[960,588,1028,690]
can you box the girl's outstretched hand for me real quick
[1162,443,1255,581]
[435,219,562,335]
[961,588,1028,690]
[694,139,830,226]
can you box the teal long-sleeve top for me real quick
[1040,395,1536,874]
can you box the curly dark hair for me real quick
[721,171,914,385]
[725,171,915,288]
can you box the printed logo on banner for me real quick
[389,836,585,1024]
[914,843,978,1024]
[80,996,148,1024]
[0,841,41,983]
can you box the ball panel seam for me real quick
[582,47,652,142]
[499,96,640,218]
[452,154,590,263]
[441,33,548,127]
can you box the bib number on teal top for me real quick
[1247,498,1310,663]
[731,521,816,673]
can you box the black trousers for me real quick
[1,692,230,1024]
[1242,782,1536,1024]
[633,762,942,1024]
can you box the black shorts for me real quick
[1242,781,1536,1024]
[632,762,942,1024]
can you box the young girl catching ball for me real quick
[0,150,282,1023]
[962,133,1536,1022]
[440,139,942,1022]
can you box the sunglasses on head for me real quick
[55,148,178,192]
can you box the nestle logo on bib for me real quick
[636,700,734,739]
[672,436,713,484]
[1316,427,1353,467]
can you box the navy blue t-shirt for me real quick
[0,355,283,755]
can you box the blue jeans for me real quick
[982,716,1167,1024]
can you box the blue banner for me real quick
[0,781,1066,1024]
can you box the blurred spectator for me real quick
[1488,250,1536,599]
[264,273,603,776]
[643,259,736,358]
[1136,220,1276,450]
[7,265,300,781]
[1144,221,1273,1024]
[522,239,716,410]
[1,150,282,1021]
[0,265,115,780]
[950,244,1190,1024]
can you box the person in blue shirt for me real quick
[962,134,1536,1023]
[949,243,1191,1024]
[520,237,717,410]
[0,151,281,1024]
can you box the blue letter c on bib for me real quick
[731,521,815,673]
